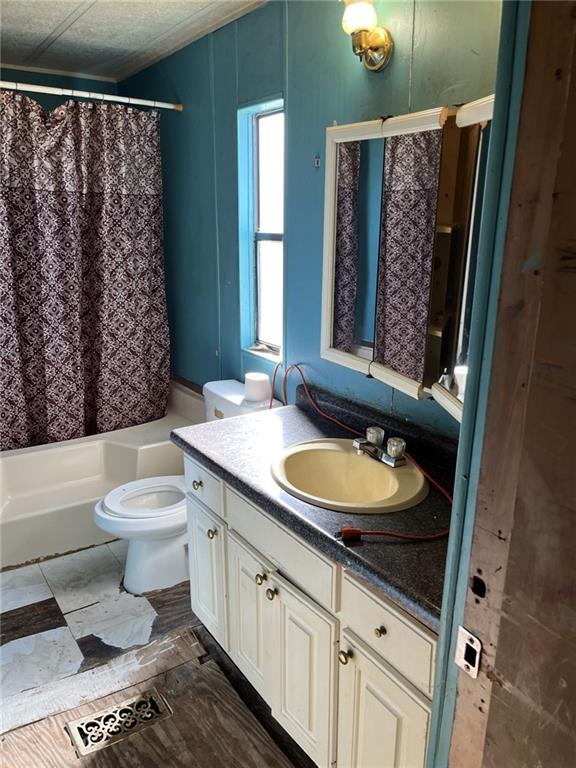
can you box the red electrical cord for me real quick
[337,526,449,543]
[268,361,283,410]
[282,363,368,438]
[271,363,452,544]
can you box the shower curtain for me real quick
[0,93,170,451]
[374,130,442,381]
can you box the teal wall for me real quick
[2,0,501,439]
[356,138,384,345]
[122,0,501,439]
[0,67,117,111]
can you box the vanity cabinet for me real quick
[337,630,430,768]
[184,455,435,768]
[227,532,337,767]
[184,456,222,515]
[226,486,337,610]
[227,531,273,698]
[339,572,436,697]
[187,497,228,648]
[266,571,338,767]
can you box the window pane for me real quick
[256,240,283,349]
[257,111,284,233]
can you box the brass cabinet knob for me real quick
[255,573,267,586]
[338,650,352,666]
[266,587,278,601]
[207,528,217,540]
[192,480,204,491]
[374,625,387,638]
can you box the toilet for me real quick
[93,379,282,595]
[94,476,188,594]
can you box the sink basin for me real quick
[271,439,428,514]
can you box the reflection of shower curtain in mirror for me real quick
[374,130,442,381]
[333,141,360,353]
[0,93,170,450]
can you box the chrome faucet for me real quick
[353,427,407,468]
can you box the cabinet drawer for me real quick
[340,572,436,697]
[225,487,337,611]
[184,456,221,516]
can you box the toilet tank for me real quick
[202,380,282,422]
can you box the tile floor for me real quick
[0,563,53,612]
[0,544,310,768]
[0,542,183,698]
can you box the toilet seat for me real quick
[94,475,188,594]
[102,476,186,519]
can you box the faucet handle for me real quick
[352,437,369,454]
[366,426,385,446]
[387,436,406,459]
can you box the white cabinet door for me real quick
[187,498,227,648]
[265,572,338,768]
[337,630,430,768]
[227,531,274,700]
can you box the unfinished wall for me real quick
[450,2,576,765]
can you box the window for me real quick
[238,100,284,356]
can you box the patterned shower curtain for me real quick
[374,130,442,382]
[0,93,170,451]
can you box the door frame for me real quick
[426,2,532,765]
[448,1,576,764]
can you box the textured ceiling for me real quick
[0,0,265,81]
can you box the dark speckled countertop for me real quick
[172,397,454,632]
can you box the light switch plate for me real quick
[455,625,482,678]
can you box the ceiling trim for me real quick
[0,62,118,84]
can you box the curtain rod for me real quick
[0,80,183,112]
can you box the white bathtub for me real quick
[0,382,204,568]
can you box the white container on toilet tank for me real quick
[203,379,282,421]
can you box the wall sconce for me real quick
[341,0,393,72]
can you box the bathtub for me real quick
[0,381,204,568]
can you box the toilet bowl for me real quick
[94,475,188,594]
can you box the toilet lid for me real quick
[103,476,186,519]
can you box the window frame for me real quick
[253,106,284,354]
[238,99,285,359]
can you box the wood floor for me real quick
[1,632,294,768]
[1,628,203,734]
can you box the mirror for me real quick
[433,123,490,408]
[332,137,384,359]
[321,98,494,420]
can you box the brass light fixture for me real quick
[341,0,393,72]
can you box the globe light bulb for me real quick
[342,1,378,35]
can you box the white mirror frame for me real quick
[320,107,450,401]
[320,96,494,419]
